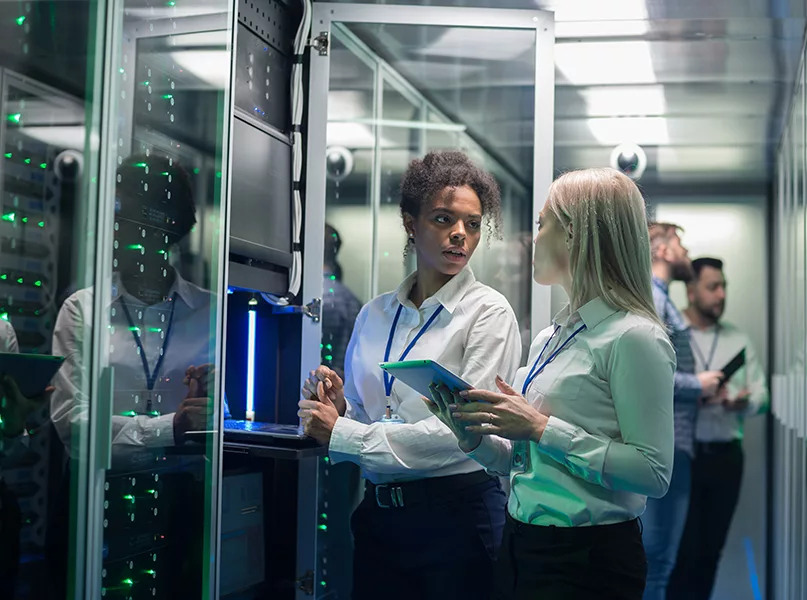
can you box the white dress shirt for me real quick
[687,319,769,442]
[329,266,522,484]
[469,297,676,527]
[51,271,220,456]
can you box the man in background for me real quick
[321,224,362,379]
[642,223,725,600]
[668,257,768,599]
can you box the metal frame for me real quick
[302,5,554,598]
[303,5,556,387]
[86,5,236,599]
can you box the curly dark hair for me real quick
[399,150,503,241]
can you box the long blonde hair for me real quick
[545,167,662,328]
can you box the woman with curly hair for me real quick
[298,150,522,600]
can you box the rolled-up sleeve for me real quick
[537,324,676,498]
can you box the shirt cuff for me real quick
[328,416,366,464]
[465,436,506,474]
[537,415,575,459]
[145,413,176,447]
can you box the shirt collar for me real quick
[112,269,198,310]
[553,296,619,331]
[386,266,476,315]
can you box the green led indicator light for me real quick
[0,274,7,280]
[16,278,22,284]
[34,280,41,287]
[323,457,330,463]
[123,494,135,502]
[148,327,162,333]
[158,249,166,254]
[326,344,333,350]
[2,212,15,222]
[146,489,157,494]
[149,410,160,417]
[121,410,137,417]
[193,168,200,174]
[162,95,173,100]
[329,275,336,281]
[321,581,327,587]
[161,171,170,176]
[15,16,25,26]
[38,221,44,228]
[21,217,27,223]
[144,570,156,576]
[0,313,8,322]
[7,113,20,124]
[129,326,140,333]
[4,153,11,159]
[119,68,125,74]
[134,162,147,168]
[142,81,150,86]
[122,578,134,586]
[318,524,327,531]
[127,244,144,250]
[39,163,47,169]
[167,1,176,5]
[23,158,30,164]
[325,355,333,361]
[320,513,327,520]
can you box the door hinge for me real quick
[297,570,315,595]
[303,297,321,322]
[310,31,329,56]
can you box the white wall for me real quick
[653,196,769,600]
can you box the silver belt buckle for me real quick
[375,484,405,508]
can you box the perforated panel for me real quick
[237,0,294,54]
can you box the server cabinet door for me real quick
[86,1,236,599]
[0,1,110,598]
[300,5,555,599]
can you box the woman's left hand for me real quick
[452,376,549,443]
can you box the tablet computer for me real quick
[379,359,472,399]
[719,348,746,386]
[0,352,65,397]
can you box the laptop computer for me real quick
[223,419,309,444]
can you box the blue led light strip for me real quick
[246,310,256,421]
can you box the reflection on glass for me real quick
[325,22,535,356]
[0,0,102,595]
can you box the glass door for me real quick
[303,3,555,380]
[84,2,235,599]
[300,5,554,597]
[0,1,106,598]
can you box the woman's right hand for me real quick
[425,383,482,453]
[302,366,346,416]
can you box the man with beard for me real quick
[642,224,725,600]
[668,257,768,600]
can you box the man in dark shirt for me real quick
[321,224,362,379]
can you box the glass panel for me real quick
[323,32,375,375]
[0,1,103,597]
[324,22,536,357]
[376,78,421,296]
[93,5,233,599]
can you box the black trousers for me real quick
[494,514,647,600]
[668,440,744,600]
[351,475,506,600]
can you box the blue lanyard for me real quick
[521,323,586,395]
[119,293,179,412]
[383,303,444,397]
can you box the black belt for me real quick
[696,439,742,455]
[365,470,493,509]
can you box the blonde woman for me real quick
[428,167,676,599]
